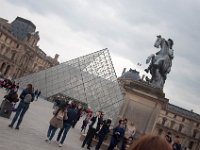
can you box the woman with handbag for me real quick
[46,104,66,143]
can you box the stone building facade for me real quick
[0,17,59,79]
[119,69,200,150]
[154,104,200,150]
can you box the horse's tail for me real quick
[146,54,155,64]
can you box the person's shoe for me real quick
[56,141,59,145]
[8,124,13,128]
[15,126,19,130]
[45,138,51,143]
[87,147,91,150]
[58,143,63,147]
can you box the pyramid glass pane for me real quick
[16,49,124,120]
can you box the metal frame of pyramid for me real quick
[16,48,124,120]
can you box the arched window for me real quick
[162,117,167,126]
[4,65,10,75]
[188,141,194,149]
[192,129,197,138]
[0,63,6,72]
[11,52,16,60]
[170,121,175,129]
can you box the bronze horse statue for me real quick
[145,35,174,88]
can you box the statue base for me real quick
[118,79,168,135]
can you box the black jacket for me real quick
[89,116,103,131]
[98,124,110,137]
[64,108,77,125]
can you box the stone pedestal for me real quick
[119,79,168,135]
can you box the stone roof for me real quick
[168,103,200,122]
[13,16,36,30]
[121,68,140,81]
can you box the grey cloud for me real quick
[3,0,200,113]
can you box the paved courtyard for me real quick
[0,88,90,150]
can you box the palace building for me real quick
[0,17,59,79]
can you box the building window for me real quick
[192,130,197,138]
[196,123,199,127]
[178,124,184,133]
[162,118,167,126]
[4,65,10,75]
[174,115,177,118]
[11,52,16,60]
[188,141,194,149]
[0,62,6,72]
[16,44,19,48]
[170,121,175,129]
[182,117,185,122]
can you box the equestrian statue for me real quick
[145,35,174,89]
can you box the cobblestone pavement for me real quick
[0,88,91,150]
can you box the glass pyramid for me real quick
[16,48,124,120]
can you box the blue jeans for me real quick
[47,125,57,141]
[56,122,71,144]
[10,101,29,128]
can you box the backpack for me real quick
[23,94,32,103]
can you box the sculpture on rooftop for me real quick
[145,35,174,89]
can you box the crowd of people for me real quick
[48,100,182,150]
[0,81,183,150]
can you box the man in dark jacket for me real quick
[95,119,112,150]
[108,120,125,150]
[82,111,103,150]
[8,84,34,129]
[56,103,77,147]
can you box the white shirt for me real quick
[92,117,99,129]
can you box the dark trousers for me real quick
[10,101,29,128]
[56,122,71,144]
[47,125,57,141]
[95,135,106,150]
[108,136,118,150]
[121,137,128,150]
[82,127,96,148]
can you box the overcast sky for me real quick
[1,0,200,114]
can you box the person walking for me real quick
[46,105,66,143]
[81,115,90,134]
[72,105,82,128]
[82,111,103,150]
[56,103,77,147]
[95,119,112,150]
[8,84,34,130]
